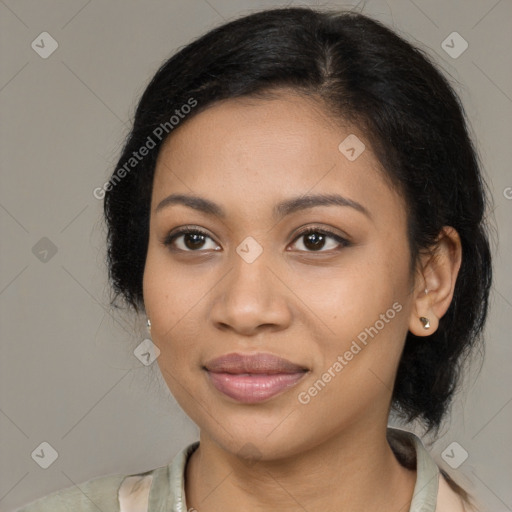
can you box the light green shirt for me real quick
[13,427,470,511]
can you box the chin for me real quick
[198,411,315,462]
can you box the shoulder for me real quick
[387,427,479,512]
[14,441,199,512]
[13,471,150,512]
[436,471,480,512]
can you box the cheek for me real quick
[143,251,209,422]
[143,238,205,314]
[302,240,411,371]
[302,242,409,328]
[142,228,226,391]
[142,248,205,357]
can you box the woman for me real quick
[16,6,492,512]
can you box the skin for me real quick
[142,90,462,512]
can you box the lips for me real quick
[204,353,308,403]
[205,352,307,374]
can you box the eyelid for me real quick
[165,224,212,239]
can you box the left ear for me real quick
[408,226,462,336]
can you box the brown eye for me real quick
[164,228,221,252]
[291,228,350,252]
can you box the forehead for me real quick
[160,96,331,173]
[152,92,405,226]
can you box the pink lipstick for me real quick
[204,353,308,403]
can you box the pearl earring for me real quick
[146,318,151,333]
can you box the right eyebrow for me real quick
[155,193,225,217]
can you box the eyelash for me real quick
[163,225,351,253]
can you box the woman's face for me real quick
[143,91,417,460]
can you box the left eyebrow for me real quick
[274,193,372,220]
[154,193,371,220]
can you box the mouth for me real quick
[203,352,309,404]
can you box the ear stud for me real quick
[420,317,430,329]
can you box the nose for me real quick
[209,253,293,337]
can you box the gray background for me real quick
[0,0,511,511]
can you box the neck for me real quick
[185,423,416,512]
